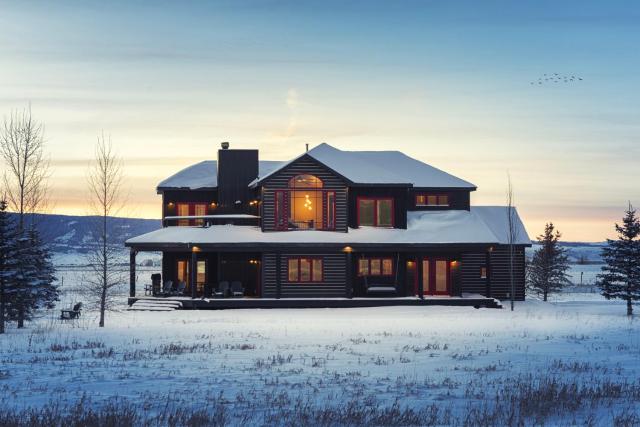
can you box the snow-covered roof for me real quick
[127,207,529,247]
[473,206,531,245]
[157,160,284,191]
[159,144,475,191]
[250,143,475,188]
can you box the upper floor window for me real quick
[416,194,449,207]
[357,197,393,227]
[289,174,323,188]
[277,174,334,230]
[176,203,208,226]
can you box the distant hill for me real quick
[528,241,606,264]
[7,212,161,253]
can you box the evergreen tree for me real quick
[5,225,58,327]
[597,203,640,316]
[0,199,19,334]
[527,222,571,301]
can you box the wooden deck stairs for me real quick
[128,299,183,311]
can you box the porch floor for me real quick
[127,295,502,310]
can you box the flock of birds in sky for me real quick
[530,73,583,85]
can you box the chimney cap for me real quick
[221,141,230,150]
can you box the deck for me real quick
[127,295,503,310]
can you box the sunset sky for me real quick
[1,0,638,241]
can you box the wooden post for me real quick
[346,251,353,298]
[417,254,424,299]
[275,252,282,299]
[485,250,492,298]
[191,250,197,298]
[129,249,136,298]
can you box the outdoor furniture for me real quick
[161,280,173,296]
[144,284,153,296]
[231,281,244,297]
[60,302,82,320]
[365,283,397,295]
[214,281,230,298]
[151,273,162,295]
[173,281,186,295]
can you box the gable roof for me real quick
[158,143,476,191]
[252,143,476,188]
[157,160,284,192]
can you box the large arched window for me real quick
[285,174,330,230]
[288,174,323,188]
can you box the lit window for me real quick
[358,259,369,275]
[382,259,393,275]
[288,258,323,282]
[358,258,394,276]
[370,259,381,275]
[416,194,450,207]
[358,198,394,227]
[288,259,299,282]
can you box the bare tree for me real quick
[84,133,125,327]
[0,106,50,232]
[506,173,519,311]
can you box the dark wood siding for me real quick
[261,155,348,232]
[409,188,471,211]
[262,252,347,298]
[488,245,526,300]
[348,187,409,229]
[461,252,488,296]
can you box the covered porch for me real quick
[128,248,262,299]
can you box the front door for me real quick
[421,258,450,296]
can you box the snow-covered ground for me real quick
[2,292,639,425]
[2,259,638,425]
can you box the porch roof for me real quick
[126,207,530,249]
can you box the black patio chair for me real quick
[214,281,230,298]
[60,302,82,320]
[231,281,244,297]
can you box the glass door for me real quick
[421,258,450,296]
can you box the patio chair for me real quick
[214,281,230,298]
[60,302,82,320]
[173,281,187,295]
[231,281,244,297]
[161,280,173,296]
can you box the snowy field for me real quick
[1,260,639,425]
[2,297,640,425]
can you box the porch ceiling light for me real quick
[342,246,353,253]
[192,246,201,252]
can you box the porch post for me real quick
[345,251,353,298]
[129,249,137,298]
[190,249,197,298]
[485,249,492,298]
[417,254,424,299]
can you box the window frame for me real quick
[287,257,324,283]
[357,257,394,277]
[274,190,288,230]
[415,194,450,207]
[325,191,336,230]
[357,197,395,227]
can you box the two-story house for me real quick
[125,143,530,306]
